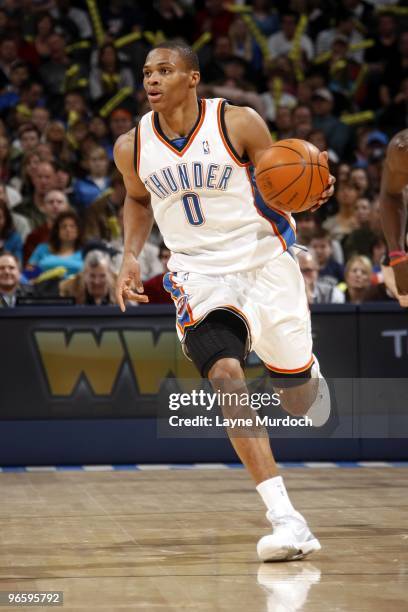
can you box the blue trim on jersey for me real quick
[249,167,296,249]
[171,136,188,151]
[163,273,192,328]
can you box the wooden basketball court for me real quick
[0,466,407,610]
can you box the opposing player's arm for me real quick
[224,105,335,206]
[113,129,153,310]
[379,134,408,252]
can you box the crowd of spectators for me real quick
[0,0,407,308]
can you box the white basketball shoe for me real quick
[257,510,321,562]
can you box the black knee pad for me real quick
[184,309,248,378]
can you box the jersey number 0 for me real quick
[182,192,205,226]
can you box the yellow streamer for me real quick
[340,110,375,125]
[115,32,142,49]
[99,86,133,118]
[66,41,91,54]
[86,0,105,46]
[288,14,308,82]
[192,32,212,53]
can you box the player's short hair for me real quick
[152,41,200,72]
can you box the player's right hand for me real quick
[116,252,149,312]
[393,258,408,304]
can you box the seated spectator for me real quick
[297,249,345,304]
[309,129,339,164]
[0,181,29,242]
[267,11,314,62]
[31,106,51,134]
[0,199,23,263]
[144,243,173,305]
[84,169,124,242]
[45,120,72,167]
[323,182,359,241]
[23,189,70,265]
[14,160,58,229]
[310,228,344,286]
[0,134,11,182]
[294,210,318,247]
[59,249,116,305]
[350,167,370,197]
[89,43,134,103]
[27,210,83,279]
[109,108,133,142]
[342,197,377,261]
[73,146,111,210]
[0,253,32,307]
[341,255,372,304]
[337,162,351,187]
[262,73,297,124]
[311,88,353,158]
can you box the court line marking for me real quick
[0,461,407,472]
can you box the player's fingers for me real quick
[124,288,149,303]
[397,293,408,307]
[320,151,329,164]
[115,285,126,312]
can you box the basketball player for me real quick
[379,130,408,307]
[114,42,335,562]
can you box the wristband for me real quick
[390,255,408,267]
[389,250,407,259]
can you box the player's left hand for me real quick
[310,152,336,212]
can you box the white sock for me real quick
[256,476,297,517]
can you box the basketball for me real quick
[255,139,330,213]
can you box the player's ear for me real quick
[190,70,200,88]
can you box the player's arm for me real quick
[379,133,408,297]
[113,129,153,311]
[224,105,335,205]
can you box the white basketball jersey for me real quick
[137,98,296,274]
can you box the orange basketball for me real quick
[255,139,330,213]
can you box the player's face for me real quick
[143,49,199,113]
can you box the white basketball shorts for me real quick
[163,249,313,374]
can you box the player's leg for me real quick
[245,251,327,560]
[185,310,320,561]
[185,310,279,484]
[253,251,331,426]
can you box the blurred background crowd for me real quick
[0,0,407,308]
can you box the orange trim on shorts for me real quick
[167,273,196,335]
[217,99,251,168]
[245,167,287,251]
[264,355,314,375]
[151,99,207,157]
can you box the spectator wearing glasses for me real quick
[297,249,345,305]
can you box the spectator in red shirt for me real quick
[144,243,173,305]
[23,189,70,265]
